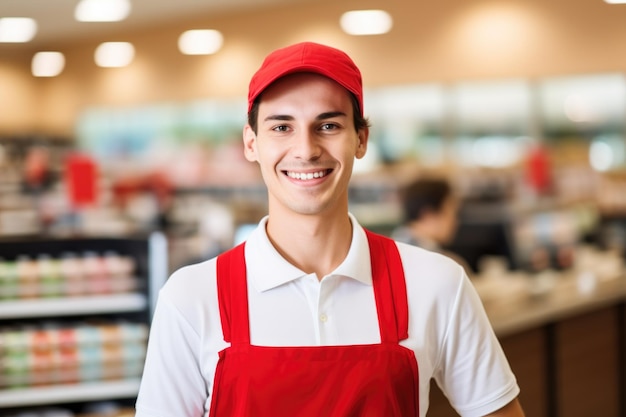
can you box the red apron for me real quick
[210,230,419,417]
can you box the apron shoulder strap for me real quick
[365,229,410,343]
[216,242,250,345]
[216,231,409,345]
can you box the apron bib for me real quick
[210,230,419,417]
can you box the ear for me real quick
[243,124,258,162]
[355,127,369,159]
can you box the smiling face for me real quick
[243,72,368,220]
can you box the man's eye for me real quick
[272,125,289,132]
[321,123,338,131]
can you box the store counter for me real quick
[428,248,626,417]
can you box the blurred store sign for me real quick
[539,73,626,171]
[366,84,446,165]
[539,73,626,131]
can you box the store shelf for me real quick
[0,294,147,319]
[0,234,164,412]
[0,378,141,408]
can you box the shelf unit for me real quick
[0,232,167,414]
[0,379,142,408]
[0,294,147,319]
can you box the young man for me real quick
[135,42,525,417]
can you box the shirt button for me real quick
[320,314,328,323]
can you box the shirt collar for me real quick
[245,213,373,292]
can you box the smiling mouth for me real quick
[284,169,331,180]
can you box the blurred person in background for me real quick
[393,177,472,274]
[21,145,55,194]
[135,42,524,417]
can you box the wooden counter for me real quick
[427,256,626,417]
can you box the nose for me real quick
[292,130,322,160]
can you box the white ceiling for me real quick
[0,0,311,51]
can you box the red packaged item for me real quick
[65,153,98,208]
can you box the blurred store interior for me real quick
[2,0,626,416]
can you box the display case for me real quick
[0,232,167,415]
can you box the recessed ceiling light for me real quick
[604,0,626,3]
[0,17,37,43]
[75,0,131,22]
[95,42,135,67]
[32,52,66,77]
[340,10,393,36]
[178,29,224,55]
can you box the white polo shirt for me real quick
[135,214,519,417]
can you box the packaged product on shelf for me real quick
[105,253,138,294]
[0,258,19,300]
[30,351,55,386]
[56,342,80,384]
[82,252,111,295]
[0,320,148,388]
[0,329,27,387]
[56,326,78,350]
[75,324,102,347]
[32,327,55,352]
[16,255,40,299]
[16,255,38,282]
[1,348,30,388]
[97,323,120,345]
[30,328,57,385]
[101,343,123,364]
[101,344,124,380]
[105,345,145,380]
[37,254,63,298]
[122,357,144,379]
[60,252,86,297]
[0,251,141,299]
[118,322,148,344]
[108,276,137,293]
[121,341,147,365]
[2,327,30,351]
[103,252,135,278]
[78,343,103,381]
[97,322,147,344]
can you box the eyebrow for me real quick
[263,114,293,122]
[318,111,347,120]
[263,111,348,123]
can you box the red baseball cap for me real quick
[247,42,364,117]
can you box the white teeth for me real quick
[287,170,327,180]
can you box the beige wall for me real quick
[1,0,625,136]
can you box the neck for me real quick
[266,211,353,280]
[409,221,440,249]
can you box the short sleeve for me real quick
[134,289,209,417]
[434,276,520,416]
[134,224,284,417]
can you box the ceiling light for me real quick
[32,52,66,77]
[0,17,37,43]
[75,0,131,22]
[604,0,626,3]
[95,42,135,67]
[178,29,224,55]
[340,10,393,36]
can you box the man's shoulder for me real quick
[394,240,467,292]
[160,256,219,304]
[396,240,464,271]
